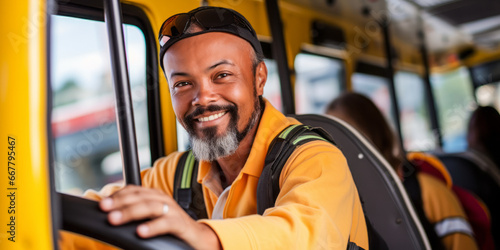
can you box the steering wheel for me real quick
[60,193,193,249]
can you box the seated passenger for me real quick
[60,7,368,249]
[407,152,495,250]
[467,106,500,170]
[326,92,478,250]
[466,105,500,249]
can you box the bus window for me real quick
[263,58,283,112]
[294,53,343,114]
[395,72,436,151]
[50,15,150,194]
[431,66,476,152]
[352,72,396,128]
[476,82,500,111]
[177,120,190,152]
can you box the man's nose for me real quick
[192,81,218,107]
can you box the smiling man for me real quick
[95,6,369,250]
[167,32,263,166]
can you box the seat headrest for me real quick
[407,152,453,189]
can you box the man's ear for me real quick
[255,61,267,96]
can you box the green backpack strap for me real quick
[256,124,335,215]
[173,151,207,220]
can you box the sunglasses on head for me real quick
[158,7,253,47]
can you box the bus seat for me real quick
[291,114,430,250]
[434,151,500,191]
[434,151,500,247]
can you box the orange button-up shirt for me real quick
[143,100,368,249]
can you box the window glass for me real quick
[262,59,283,112]
[352,73,396,128]
[476,82,500,111]
[176,120,190,152]
[395,72,436,151]
[294,53,343,114]
[51,15,150,194]
[431,67,476,152]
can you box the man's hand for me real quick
[99,185,221,249]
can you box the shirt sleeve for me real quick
[141,151,183,196]
[418,173,479,250]
[199,141,368,249]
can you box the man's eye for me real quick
[217,73,229,79]
[175,82,190,88]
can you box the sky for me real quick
[50,15,146,92]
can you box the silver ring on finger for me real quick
[162,203,169,215]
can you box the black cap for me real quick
[158,6,263,71]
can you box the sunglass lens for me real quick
[195,9,234,28]
[161,14,190,37]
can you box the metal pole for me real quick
[265,0,296,114]
[380,18,406,154]
[104,0,141,185]
[418,17,443,149]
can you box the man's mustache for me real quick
[183,104,239,136]
[185,104,236,121]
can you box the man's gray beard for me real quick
[187,96,262,162]
[190,128,239,162]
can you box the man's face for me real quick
[163,32,266,160]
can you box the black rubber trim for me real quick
[46,0,60,248]
[265,0,296,115]
[60,193,192,249]
[354,62,388,78]
[379,19,405,155]
[417,21,442,149]
[311,20,346,49]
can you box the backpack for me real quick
[173,124,375,249]
[402,160,445,250]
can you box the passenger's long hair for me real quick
[467,106,500,168]
[326,92,402,170]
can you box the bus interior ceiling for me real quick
[283,0,500,66]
